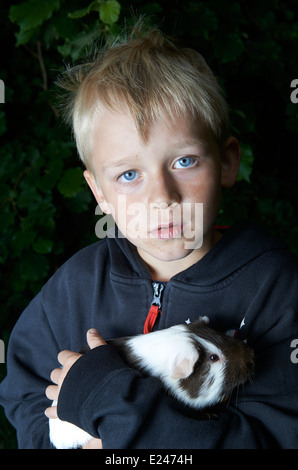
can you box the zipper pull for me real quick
[151,281,165,308]
[143,282,165,334]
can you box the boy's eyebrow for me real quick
[102,138,205,172]
[103,158,135,172]
[174,137,205,149]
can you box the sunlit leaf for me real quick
[100,0,121,25]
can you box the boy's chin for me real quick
[136,239,198,264]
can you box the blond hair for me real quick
[58,22,230,170]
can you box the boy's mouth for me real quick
[150,223,183,240]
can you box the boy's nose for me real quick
[149,170,181,208]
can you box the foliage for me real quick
[1,0,298,448]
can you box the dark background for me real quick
[1,0,298,448]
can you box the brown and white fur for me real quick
[49,316,254,449]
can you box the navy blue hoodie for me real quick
[0,223,298,448]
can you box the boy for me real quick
[1,24,298,449]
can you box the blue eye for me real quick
[119,170,137,182]
[174,156,196,169]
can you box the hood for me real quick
[108,222,286,286]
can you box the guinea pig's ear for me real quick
[170,349,200,379]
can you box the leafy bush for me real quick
[1,0,298,448]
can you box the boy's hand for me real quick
[45,329,106,448]
[45,329,106,416]
[45,349,82,417]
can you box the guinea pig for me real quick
[49,316,254,449]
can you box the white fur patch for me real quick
[128,326,226,409]
[127,324,199,380]
[49,401,92,449]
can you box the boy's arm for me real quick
[45,330,105,449]
[54,319,298,449]
[0,294,59,449]
[45,329,107,419]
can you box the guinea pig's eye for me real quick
[209,354,220,362]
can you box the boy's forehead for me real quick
[92,103,212,146]
[90,105,220,175]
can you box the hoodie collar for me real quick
[107,222,286,286]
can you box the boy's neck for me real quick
[138,230,222,282]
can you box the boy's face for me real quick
[85,106,240,276]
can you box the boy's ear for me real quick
[83,170,111,214]
[220,137,241,188]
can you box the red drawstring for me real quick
[143,304,161,334]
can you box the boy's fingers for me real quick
[57,350,81,367]
[44,404,58,419]
[87,328,106,349]
[50,367,62,385]
[46,384,59,400]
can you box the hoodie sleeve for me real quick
[0,294,58,448]
[0,240,110,449]
[57,252,298,449]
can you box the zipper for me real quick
[143,281,165,334]
[151,281,165,308]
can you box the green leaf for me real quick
[237,143,254,183]
[14,26,38,46]
[100,0,121,25]
[20,253,49,282]
[0,183,11,202]
[11,230,36,257]
[215,33,245,63]
[39,159,63,191]
[9,0,60,30]
[57,43,72,57]
[68,1,101,19]
[68,6,92,19]
[9,0,60,45]
[17,186,40,210]
[33,237,53,254]
[0,212,15,234]
[57,168,84,197]
[57,27,102,60]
